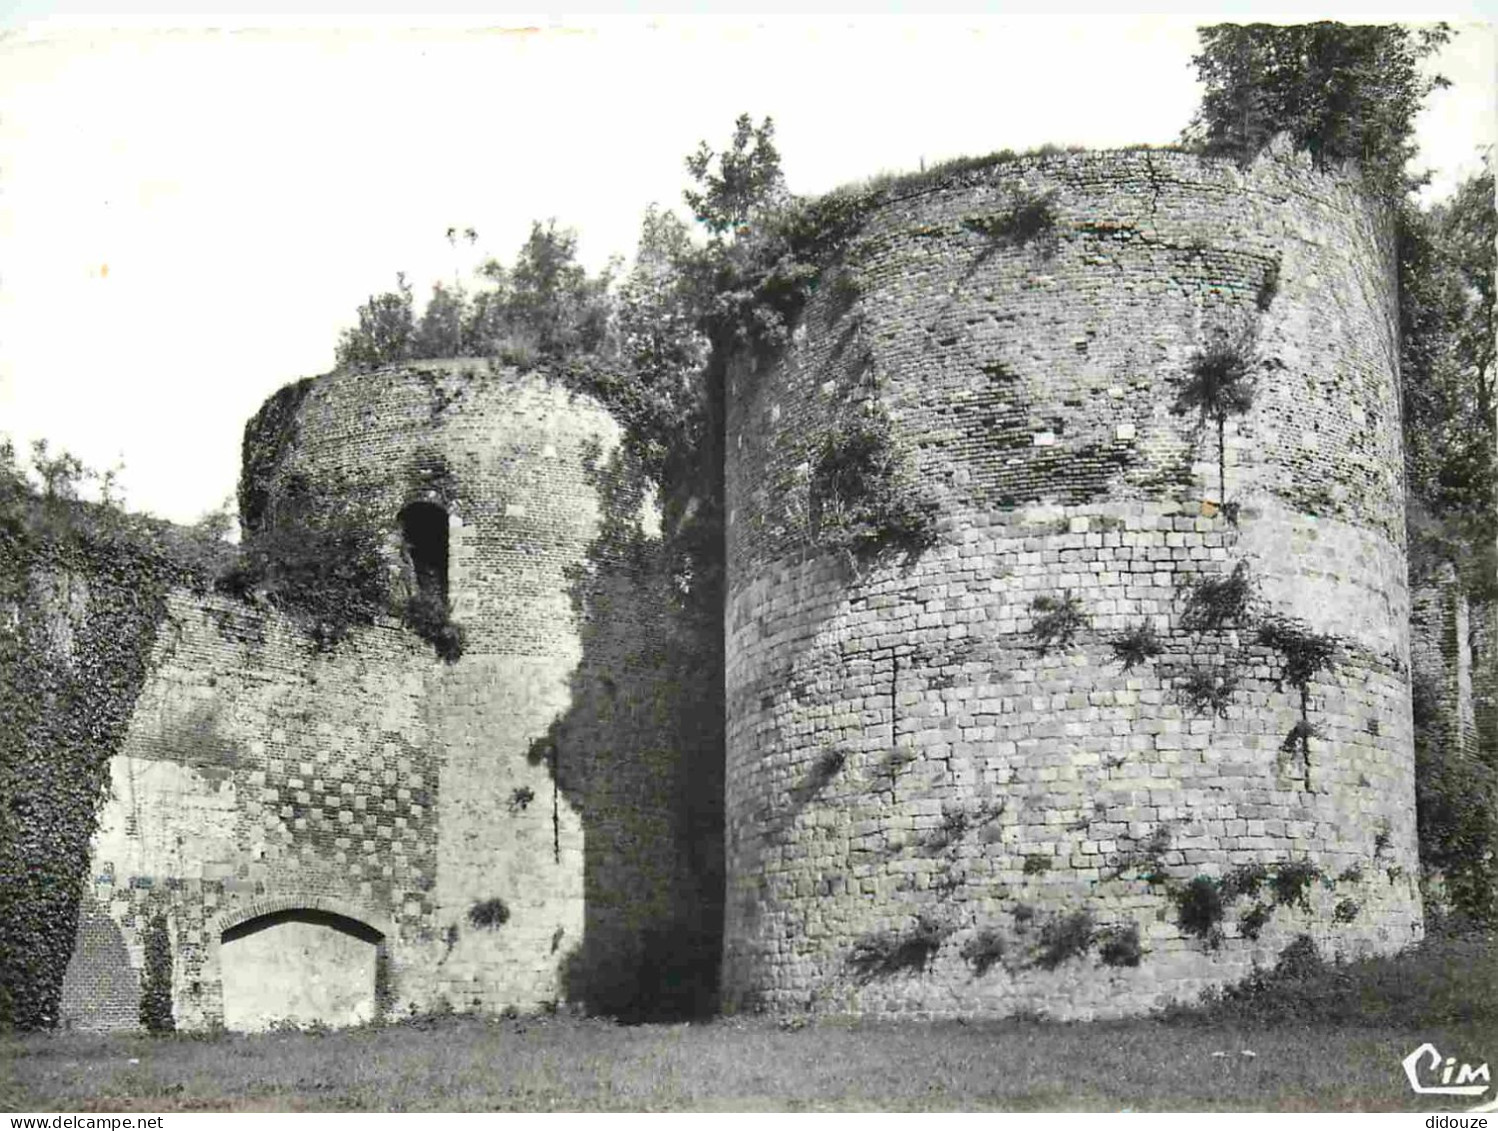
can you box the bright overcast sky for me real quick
[0,10,1493,526]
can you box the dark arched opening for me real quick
[220,908,385,1031]
[399,501,449,604]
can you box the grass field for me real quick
[5,930,1497,1113]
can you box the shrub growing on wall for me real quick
[219,474,391,649]
[849,915,950,981]
[1414,669,1498,924]
[1029,591,1087,655]
[403,590,465,663]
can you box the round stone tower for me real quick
[723,145,1420,1019]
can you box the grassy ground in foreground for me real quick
[4,929,1497,1113]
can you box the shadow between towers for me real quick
[526,437,725,1022]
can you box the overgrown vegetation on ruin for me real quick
[1109,621,1162,673]
[219,475,389,648]
[222,475,467,661]
[1167,858,1348,950]
[7,21,1496,1037]
[1095,923,1144,968]
[1028,591,1087,655]
[1033,909,1096,971]
[467,899,511,930]
[1180,560,1256,633]
[0,444,220,1031]
[1398,164,1498,925]
[849,915,950,982]
[960,190,1060,251]
[1186,22,1454,199]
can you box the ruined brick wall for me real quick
[61,361,717,1029]
[723,144,1421,1019]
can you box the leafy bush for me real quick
[1029,590,1086,655]
[1256,616,1338,697]
[1281,718,1324,759]
[1219,862,1269,903]
[1162,926,1498,1029]
[814,748,847,785]
[1110,621,1162,672]
[849,915,950,981]
[1107,823,1174,885]
[403,590,465,663]
[1333,898,1361,924]
[1034,909,1096,970]
[1022,853,1052,876]
[1273,934,1324,979]
[219,476,391,649]
[921,806,970,853]
[1172,330,1257,503]
[139,913,175,1034]
[1097,923,1144,968]
[961,191,1059,249]
[1181,336,1257,418]
[1174,876,1226,948]
[1269,859,1322,912]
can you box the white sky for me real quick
[0,10,1493,526]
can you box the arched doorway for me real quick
[219,908,383,1031]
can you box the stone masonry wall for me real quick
[723,144,1421,1019]
[62,591,434,1030]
